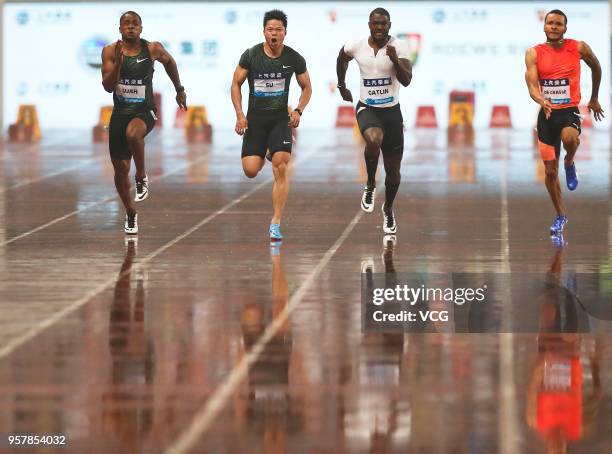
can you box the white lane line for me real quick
[498,153,517,454]
[1,156,205,247]
[0,157,102,193]
[166,209,364,454]
[0,148,316,360]
[0,180,269,360]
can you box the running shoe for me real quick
[124,235,138,249]
[361,186,376,212]
[135,175,149,202]
[550,233,567,248]
[382,235,396,268]
[125,213,138,235]
[549,215,568,236]
[565,162,578,191]
[383,234,397,249]
[361,257,374,274]
[381,205,397,234]
[269,223,283,243]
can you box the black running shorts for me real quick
[536,106,581,161]
[241,110,292,159]
[109,109,157,161]
[356,101,404,155]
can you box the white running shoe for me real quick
[135,175,149,202]
[124,213,138,235]
[381,205,397,234]
[361,186,376,212]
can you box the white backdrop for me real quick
[2,1,610,129]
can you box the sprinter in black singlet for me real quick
[101,11,187,235]
[231,10,312,244]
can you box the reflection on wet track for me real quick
[0,129,610,453]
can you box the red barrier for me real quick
[489,105,512,128]
[415,105,438,128]
[335,105,356,128]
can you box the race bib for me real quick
[253,74,286,98]
[543,360,571,390]
[540,78,570,105]
[363,77,394,105]
[116,82,145,103]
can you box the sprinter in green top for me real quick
[101,11,187,235]
[231,9,312,244]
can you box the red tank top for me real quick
[537,356,582,441]
[535,39,581,108]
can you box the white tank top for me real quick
[343,36,410,108]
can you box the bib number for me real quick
[540,78,570,105]
[254,78,285,98]
[116,84,146,103]
[363,77,394,105]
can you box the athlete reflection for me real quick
[525,242,602,453]
[351,236,411,448]
[231,9,312,244]
[237,247,299,448]
[337,8,412,235]
[101,11,187,235]
[524,9,604,237]
[102,238,155,449]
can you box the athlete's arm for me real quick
[231,65,249,135]
[524,47,552,118]
[150,41,187,110]
[386,45,412,86]
[336,47,354,102]
[579,41,604,121]
[289,71,312,128]
[101,41,123,93]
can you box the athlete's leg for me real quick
[381,153,402,213]
[561,125,580,191]
[109,114,137,216]
[356,106,384,213]
[112,158,137,216]
[271,151,290,224]
[126,117,149,181]
[242,156,265,178]
[537,110,564,216]
[241,115,268,178]
[543,157,564,216]
[380,108,404,214]
[362,127,383,188]
[561,126,580,167]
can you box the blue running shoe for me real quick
[550,233,566,248]
[265,149,273,162]
[565,162,578,191]
[549,215,568,236]
[269,223,283,243]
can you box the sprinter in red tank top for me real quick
[524,9,604,237]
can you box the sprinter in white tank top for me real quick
[336,7,412,235]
